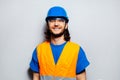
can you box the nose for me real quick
[54,20,59,26]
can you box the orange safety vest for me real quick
[37,41,80,80]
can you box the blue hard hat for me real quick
[46,6,69,22]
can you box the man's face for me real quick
[48,18,68,37]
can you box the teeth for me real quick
[54,28,60,31]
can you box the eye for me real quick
[48,19,55,22]
[58,19,65,22]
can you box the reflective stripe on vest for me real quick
[40,75,76,80]
[37,41,80,79]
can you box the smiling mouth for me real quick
[53,27,61,31]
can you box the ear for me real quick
[65,23,68,29]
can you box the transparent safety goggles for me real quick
[48,18,66,23]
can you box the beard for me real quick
[49,28,66,38]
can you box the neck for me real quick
[51,35,66,45]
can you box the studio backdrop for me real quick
[0,0,120,80]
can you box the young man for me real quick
[30,6,90,80]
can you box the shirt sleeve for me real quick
[29,48,39,73]
[76,47,90,74]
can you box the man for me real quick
[30,6,90,80]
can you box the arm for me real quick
[76,70,86,80]
[76,47,90,80]
[33,72,40,80]
[30,48,40,80]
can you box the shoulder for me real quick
[37,41,50,47]
[67,41,80,51]
[68,41,80,47]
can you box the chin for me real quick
[53,32,61,34]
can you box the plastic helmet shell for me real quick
[46,6,69,22]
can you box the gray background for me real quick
[0,0,120,80]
